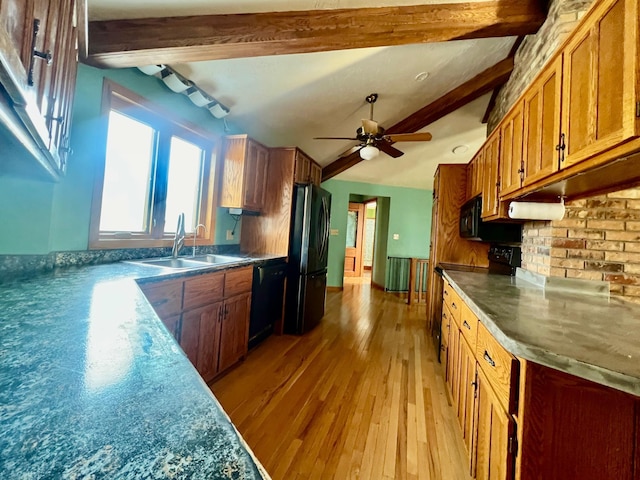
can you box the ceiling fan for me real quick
[314,93,433,161]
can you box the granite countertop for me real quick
[443,270,640,397]
[0,256,284,479]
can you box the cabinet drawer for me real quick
[443,282,463,327]
[139,279,184,317]
[459,302,479,350]
[476,322,519,414]
[224,266,253,298]
[184,272,225,310]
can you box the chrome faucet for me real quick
[171,213,185,258]
[192,224,206,256]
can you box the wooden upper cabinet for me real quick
[0,0,78,178]
[294,149,322,185]
[220,135,270,212]
[309,162,322,186]
[499,101,525,197]
[481,129,501,219]
[560,0,639,169]
[468,152,483,200]
[522,56,562,186]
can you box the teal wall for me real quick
[0,64,240,254]
[322,179,432,288]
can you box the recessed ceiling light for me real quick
[452,145,469,155]
[415,72,430,82]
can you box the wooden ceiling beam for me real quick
[321,56,515,181]
[86,1,546,68]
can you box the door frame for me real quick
[344,202,365,277]
[362,198,377,280]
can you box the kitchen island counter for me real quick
[0,258,281,479]
[443,269,640,397]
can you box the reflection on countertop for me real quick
[443,269,640,397]
[0,257,282,479]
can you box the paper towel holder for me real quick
[508,197,565,221]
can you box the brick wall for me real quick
[521,189,640,303]
[487,0,594,131]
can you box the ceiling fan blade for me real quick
[376,141,404,158]
[362,119,378,135]
[314,136,360,141]
[384,132,433,142]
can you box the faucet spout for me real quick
[171,213,185,258]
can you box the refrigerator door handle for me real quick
[318,196,330,264]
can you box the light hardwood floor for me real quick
[211,282,472,480]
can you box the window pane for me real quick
[100,111,155,232]
[164,136,204,233]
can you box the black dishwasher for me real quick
[249,261,287,349]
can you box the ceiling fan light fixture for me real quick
[360,145,380,161]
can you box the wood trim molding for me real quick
[76,0,89,60]
[86,1,546,68]
[326,286,344,292]
[322,57,515,181]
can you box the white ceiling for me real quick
[87,0,516,189]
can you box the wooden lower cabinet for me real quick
[218,292,251,373]
[139,266,252,382]
[442,281,640,480]
[181,302,223,383]
[473,367,516,480]
[458,336,477,457]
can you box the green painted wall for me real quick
[0,64,240,255]
[322,179,432,288]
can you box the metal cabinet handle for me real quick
[483,351,496,368]
[28,19,53,86]
[463,320,471,330]
[443,290,448,296]
[451,302,457,309]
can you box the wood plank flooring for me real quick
[211,281,472,480]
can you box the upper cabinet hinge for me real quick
[508,435,518,455]
[636,101,640,117]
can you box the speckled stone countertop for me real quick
[443,270,640,398]
[0,256,284,479]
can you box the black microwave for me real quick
[460,197,522,243]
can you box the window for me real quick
[90,81,218,249]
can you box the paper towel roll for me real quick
[508,201,565,220]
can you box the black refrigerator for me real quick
[284,184,332,335]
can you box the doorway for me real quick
[344,202,364,278]
[344,199,378,285]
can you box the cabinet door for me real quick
[458,337,477,460]
[481,131,500,219]
[523,56,562,186]
[447,323,460,404]
[243,139,269,211]
[180,307,201,366]
[470,152,484,199]
[218,292,251,373]
[499,102,524,197]
[561,0,639,168]
[161,313,181,340]
[196,302,223,382]
[294,151,311,183]
[473,368,516,480]
[309,162,322,186]
[181,302,223,382]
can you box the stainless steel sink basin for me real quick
[190,254,245,264]
[129,258,209,269]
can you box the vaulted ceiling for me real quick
[85,0,547,189]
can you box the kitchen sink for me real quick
[129,258,210,269]
[189,254,245,264]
